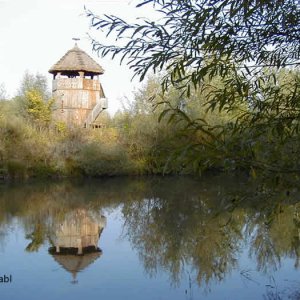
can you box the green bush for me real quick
[76,142,132,176]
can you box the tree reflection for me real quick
[0,176,300,290]
[120,176,300,287]
[121,191,244,285]
[26,222,47,252]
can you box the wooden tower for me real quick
[48,209,106,283]
[49,209,106,255]
[49,43,107,127]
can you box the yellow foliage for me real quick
[25,89,53,127]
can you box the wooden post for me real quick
[77,238,83,255]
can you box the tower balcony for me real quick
[52,78,101,92]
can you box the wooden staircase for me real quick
[85,98,107,128]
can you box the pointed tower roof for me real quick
[49,44,104,75]
[51,252,102,283]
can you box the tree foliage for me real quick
[25,89,53,128]
[87,0,300,174]
[18,71,50,100]
[14,72,52,119]
[87,0,300,93]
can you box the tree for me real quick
[86,0,300,93]
[18,71,50,100]
[14,72,52,119]
[87,0,300,173]
[0,83,8,101]
[25,89,53,129]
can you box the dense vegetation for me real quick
[85,0,300,177]
[0,72,226,178]
[1,0,300,179]
[1,68,300,179]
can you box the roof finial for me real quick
[72,37,80,46]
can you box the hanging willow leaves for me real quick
[86,0,300,93]
[86,0,300,174]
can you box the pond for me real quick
[0,174,300,299]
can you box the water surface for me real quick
[0,175,300,299]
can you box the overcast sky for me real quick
[0,0,157,114]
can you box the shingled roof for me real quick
[49,44,104,75]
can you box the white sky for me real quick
[0,0,158,114]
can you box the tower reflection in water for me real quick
[48,209,106,283]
